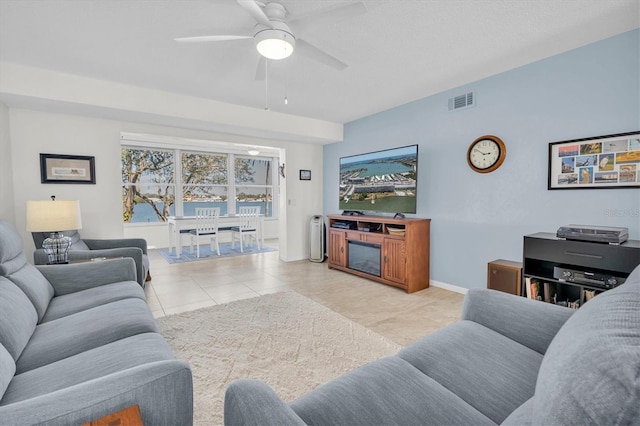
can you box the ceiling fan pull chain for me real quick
[264,58,269,111]
[284,57,288,105]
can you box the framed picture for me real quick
[40,153,96,184]
[299,169,311,180]
[548,131,640,190]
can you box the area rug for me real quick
[159,242,277,264]
[157,291,402,425]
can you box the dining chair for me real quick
[190,207,221,257]
[231,206,260,253]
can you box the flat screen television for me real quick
[339,144,418,214]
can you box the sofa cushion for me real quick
[41,281,146,323]
[0,222,54,321]
[290,356,495,426]
[0,344,15,401]
[462,287,574,355]
[0,278,37,361]
[0,222,25,269]
[4,265,54,323]
[398,320,542,424]
[532,267,640,425]
[16,298,159,374]
[1,333,174,406]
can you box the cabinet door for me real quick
[383,238,406,284]
[328,230,346,267]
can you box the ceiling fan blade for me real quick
[175,35,252,43]
[254,56,269,81]
[289,2,366,29]
[237,0,273,29]
[296,39,347,71]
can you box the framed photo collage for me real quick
[548,132,640,190]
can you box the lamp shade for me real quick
[26,200,82,232]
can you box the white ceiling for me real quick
[0,0,638,125]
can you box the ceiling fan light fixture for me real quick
[255,29,295,60]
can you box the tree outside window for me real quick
[181,151,229,215]
[121,148,174,223]
[235,156,273,216]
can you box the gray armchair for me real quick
[32,231,150,287]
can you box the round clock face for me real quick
[467,135,506,173]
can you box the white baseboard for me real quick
[430,280,469,295]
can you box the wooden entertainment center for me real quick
[327,214,431,293]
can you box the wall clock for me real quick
[467,135,506,173]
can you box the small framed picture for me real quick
[40,153,96,184]
[299,170,311,181]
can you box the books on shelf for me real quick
[526,278,561,304]
[525,276,604,309]
[543,282,557,304]
[525,277,542,301]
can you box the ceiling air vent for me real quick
[448,91,475,111]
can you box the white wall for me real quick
[0,63,342,144]
[280,142,324,260]
[0,101,15,224]
[8,108,323,261]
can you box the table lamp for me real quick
[26,196,82,264]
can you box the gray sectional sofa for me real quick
[225,264,640,425]
[0,221,192,425]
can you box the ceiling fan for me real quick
[175,0,366,79]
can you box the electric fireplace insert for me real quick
[347,240,381,277]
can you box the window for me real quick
[121,148,175,223]
[235,156,274,216]
[121,145,278,223]
[182,151,229,215]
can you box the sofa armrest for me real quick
[225,379,307,426]
[35,247,145,286]
[0,360,192,426]
[33,249,49,265]
[462,289,574,355]
[36,258,138,296]
[84,238,148,254]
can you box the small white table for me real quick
[168,215,264,258]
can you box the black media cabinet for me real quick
[522,232,640,308]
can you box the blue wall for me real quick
[323,29,640,290]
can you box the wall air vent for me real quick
[448,91,475,111]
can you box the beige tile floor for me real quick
[145,240,464,346]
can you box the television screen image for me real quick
[339,145,418,214]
